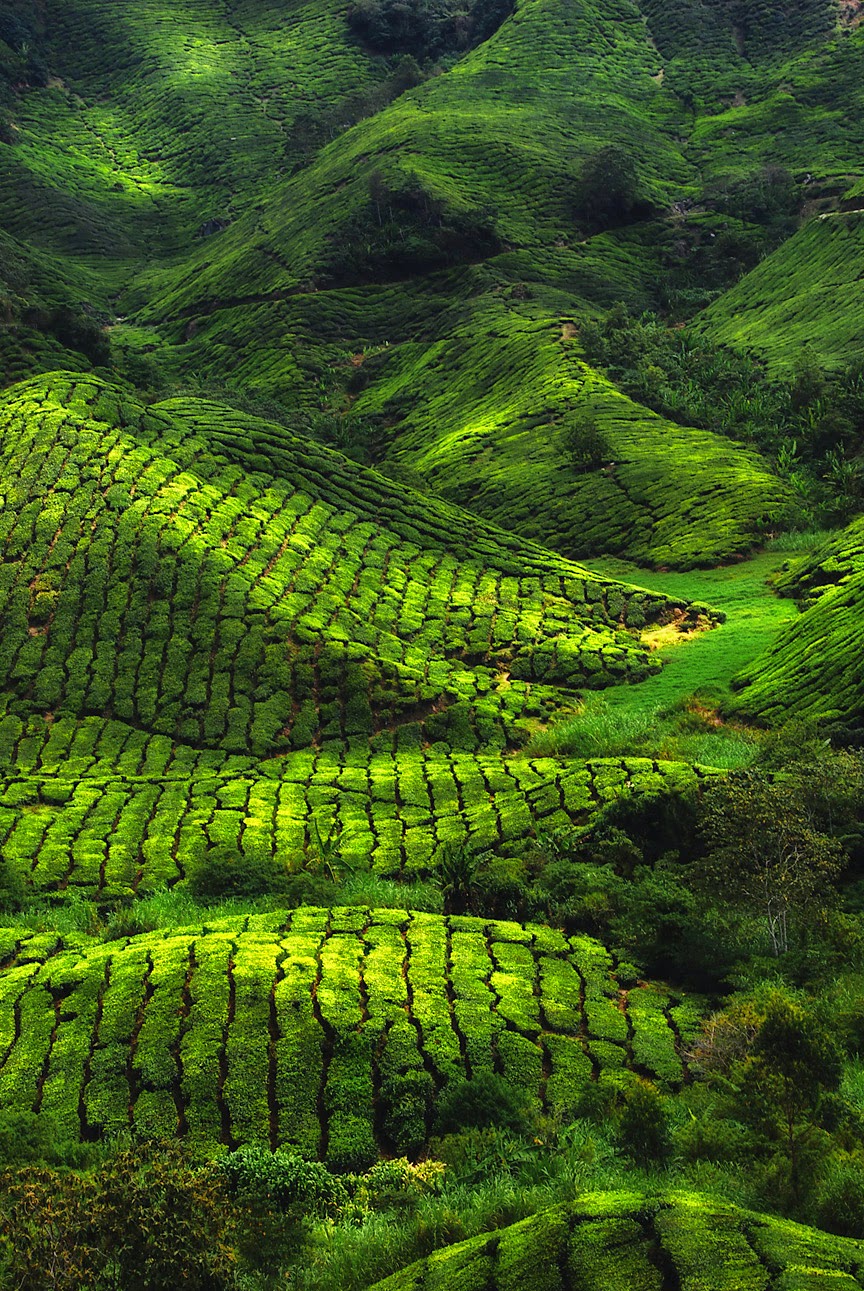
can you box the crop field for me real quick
[730,521,864,726]
[0,373,703,761]
[347,301,789,568]
[369,1192,864,1290]
[0,706,706,896]
[699,212,864,371]
[0,910,700,1161]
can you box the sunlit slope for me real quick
[369,1192,864,1290]
[0,705,707,897]
[0,911,700,1162]
[698,212,864,370]
[347,302,790,568]
[0,372,697,756]
[730,519,864,726]
[0,0,390,263]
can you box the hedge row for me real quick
[0,910,699,1165]
[368,1191,864,1290]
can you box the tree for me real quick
[561,406,612,473]
[743,994,842,1204]
[573,145,642,232]
[694,773,845,956]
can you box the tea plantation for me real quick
[3,0,864,1283]
[0,711,705,896]
[0,910,700,1162]
[699,212,864,372]
[369,1193,864,1290]
[730,520,864,725]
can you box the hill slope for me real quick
[0,911,699,1163]
[369,1192,864,1290]
[729,518,864,726]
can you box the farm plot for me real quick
[0,910,697,1161]
[0,373,700,758]
[0,707,707,896]
[367,1192,864,1291]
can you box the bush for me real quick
[434,1072,532,1136]
[811,1156,864,1237]
[617,1079,670,1166]
[186,844,291,901]
[561,408,612,473]
[573,145,647,232]
[346,0,513,61]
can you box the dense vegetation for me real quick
[2,0,864,1285]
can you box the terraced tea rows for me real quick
[0,373,693,758]
[0,708,706,895]
[348,302,789,568]
[729,519,864,726]
[699,212,864,371]
[369,1192,864,1290]
[0,911,699,1164]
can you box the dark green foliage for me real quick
[562,407,612,474]
[434,1072,531,1135]
[347,0,513,60]
[187,846,290,902]
[617,1080,670,1166]
[695,773,846,956]
[573,146,648,234]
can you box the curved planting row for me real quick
[369,1192,864,1290]
[0,911,700,1167]
[0,709,705,896]
[730,518,864,725]
[0,374,693,757]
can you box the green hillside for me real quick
[3,0,864,1284]
[730,519,864,726]
[369,1193,864,1290]
[699,211,864,370]
[0,910,699,1162]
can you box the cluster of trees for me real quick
[434,732,864,986]
[347,0,513,62]
[323,171,501,284]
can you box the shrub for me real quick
[346,0,513,60]
[617,1079,670,1166]
[561,408,612,474]
[186,844,291,900]
[573,145,647,232]
[434,1072,532,1136]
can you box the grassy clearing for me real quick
[527,551,801,764]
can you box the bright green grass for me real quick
[528,553,800,763]
[367,1191,864,1291]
